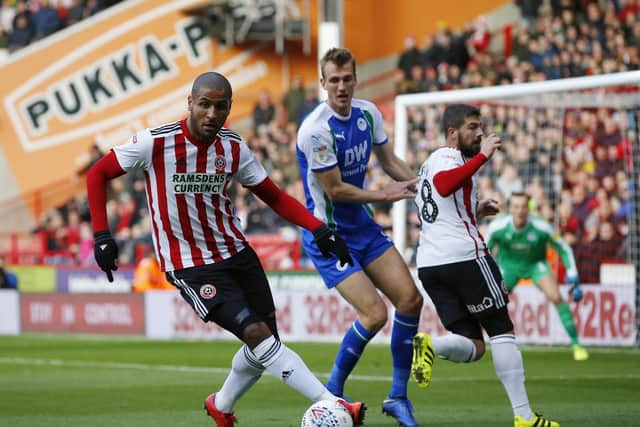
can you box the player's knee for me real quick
[360,303,387,332]
[395,289,423,315]
[479,307,514,338]
[242,321,273,348]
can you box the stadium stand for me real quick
[0,0,123,58]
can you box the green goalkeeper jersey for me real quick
[486,214,578,280]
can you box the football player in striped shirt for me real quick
[87,72,365,426]
[412,104,559,427]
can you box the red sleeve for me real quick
[248,177,323,232]
[86,150,126,233]
[433,153,488,197]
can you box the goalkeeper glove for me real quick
[93,231,119,282]
[566,276,583,302]
[313,224,353,267]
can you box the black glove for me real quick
[313,224,353,267]
[93,231,119,282]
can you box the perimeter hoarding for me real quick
[0,290,20,335]
[145,277,636,346]
[7,265,55,293]
[20,293,145,334]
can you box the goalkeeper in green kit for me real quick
[486,192,589,361]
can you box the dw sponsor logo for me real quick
[344,140,368,166]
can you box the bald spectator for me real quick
[397,35,422,80]
[252,89,276,133]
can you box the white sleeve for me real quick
[112,130,154,171]
[428,149,463,178]
[298,124,337,172]
[235,141,268,186]
[369,104,388,145]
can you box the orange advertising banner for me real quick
[0,0,317,223]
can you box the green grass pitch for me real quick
[0,335,638,426]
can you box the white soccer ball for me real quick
[300,399,354,427]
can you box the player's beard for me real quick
[458,133,480,157]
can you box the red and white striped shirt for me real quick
[415,147,489,267]
[113,119,267,272]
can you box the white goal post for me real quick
[392,70,640,253]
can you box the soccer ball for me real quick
[300,399,354,427]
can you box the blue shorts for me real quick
[302,225,393,288]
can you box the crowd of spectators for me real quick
[17,0,639,285]
[396,0,640,94]
[0,0,122,61]
[394,0,638,282]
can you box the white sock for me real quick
[215,345,264,412]
[431,333,476,362]
[490,334,533,420]
[252,335,329,401]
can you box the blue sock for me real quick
[389,312,419,399]
[326,320,375,397]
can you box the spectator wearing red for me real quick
[470,16,491,53]
[575,221,625,284]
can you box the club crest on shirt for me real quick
[313,144,329,163]
[200,284,216,299]
[357,117,367,131]
[214,155,226,170]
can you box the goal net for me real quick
[393,70,640,344]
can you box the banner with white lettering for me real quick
[56,266,133,293]
[21,293,145,334]
[145,283,636,346]
[509,285,636,346]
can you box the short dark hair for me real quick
[192,72,232,98]
[320,47,356,79]
[441,104,481,136]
